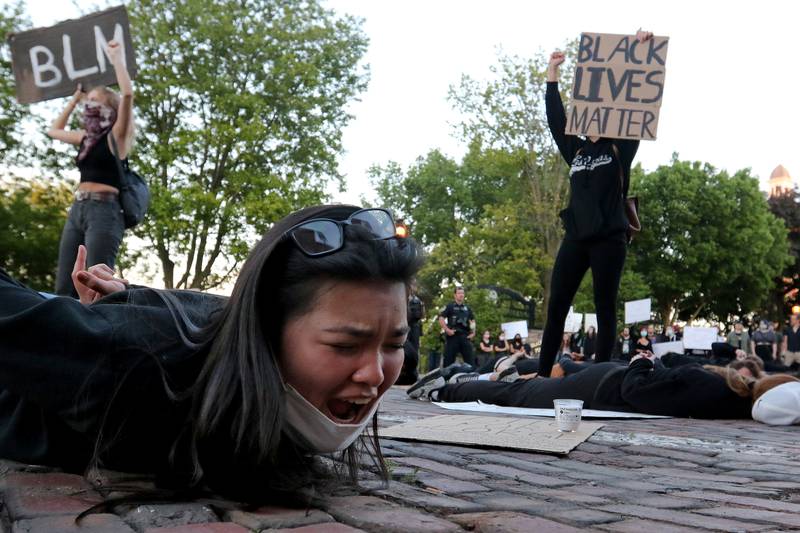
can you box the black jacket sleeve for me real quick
[0,272,218,431]
[619,358,750,418]
[546,82,584,165]
[0,273,120,426]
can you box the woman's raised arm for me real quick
[108,40,134,158]
[46,85,86,146]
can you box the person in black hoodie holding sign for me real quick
[537,30,653,377]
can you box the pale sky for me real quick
[23,0,800,204]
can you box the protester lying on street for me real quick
[729,357,765,379]
[407,353,800,422]
[0,205,422,503]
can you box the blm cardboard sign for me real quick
[566,32,669,141]
[8,6,137,104]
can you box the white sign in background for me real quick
[501,320,529,340]
[584,313,598,332]
[682,327,719,350]
[564,307,583,333]
[652,341,684,358]
[625,298,652,324]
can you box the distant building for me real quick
[769,165,794,197]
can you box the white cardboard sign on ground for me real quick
[564,307,583,333]
[501,320,528,340]
[682,327,719,350]
[434,401,670,419]
[584,313,598,332]
[625,299,651,324]
[652,340,684,358]
[380,414,604,454]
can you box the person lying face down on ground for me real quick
[0,205,422,502]
[408,352,800,423]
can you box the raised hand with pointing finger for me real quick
[71,245,128,305]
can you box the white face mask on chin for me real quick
[282,384,381,453]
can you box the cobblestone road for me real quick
[1,388,798,532]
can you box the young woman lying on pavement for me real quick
[0,205,422,503]
[408,352,800,423]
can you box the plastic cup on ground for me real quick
[553,399,583,432]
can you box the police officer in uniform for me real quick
[438,286,477,367]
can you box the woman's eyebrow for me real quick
[323,325,410,337]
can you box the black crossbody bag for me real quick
[109,134,150,229]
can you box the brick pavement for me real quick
[1,387,799,532]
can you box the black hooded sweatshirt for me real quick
[545,81,639,242]
[593,358,752,418]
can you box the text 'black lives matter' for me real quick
[566,32,669,141]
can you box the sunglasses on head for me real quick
[285,208,399,257]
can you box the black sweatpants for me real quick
[443,333,475,367]
[539,237,627,377]
[437,362,621,408]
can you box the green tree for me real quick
[768,189,800,316]
[128,0,369,289]
[629,157,791,322]
[0,177,73,291]
[369,150,466,247]
[0,2,31,161]
[369,141,526,247]
[373,49,577,320]
[417,201,550,352]
[448,49,577,307]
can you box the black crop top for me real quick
[76,133,123,189]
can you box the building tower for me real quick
[769,165,793,197]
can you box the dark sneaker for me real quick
[497,366,519,382]
[448,372,480,384]
[407,369,447,400]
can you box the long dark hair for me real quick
[87,205,422,505]
[190,205,422,486]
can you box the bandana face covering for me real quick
[282,384,381,453]
[78,101,117,161]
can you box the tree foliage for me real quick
[369,141,526,247]
[768,189,800,316]
[371,48,577,324]
[128,0,369,288]
[0,177,73,291]
[0,2,31,161]
[630,157,791,322]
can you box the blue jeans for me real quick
[55,199,125,296]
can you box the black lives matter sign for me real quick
[566,32,669,141]
[8,6,137,104]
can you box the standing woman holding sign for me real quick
[537,30,653,377]
[48,40,134,297]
